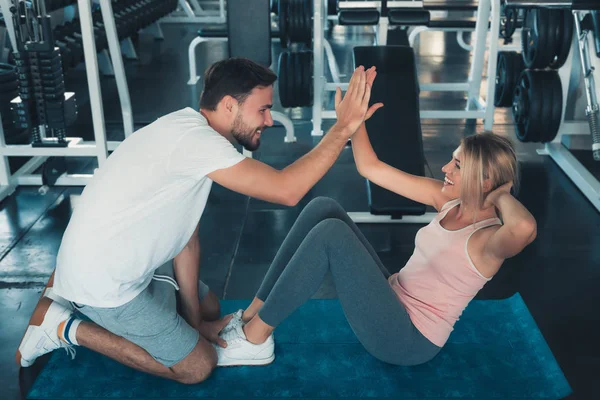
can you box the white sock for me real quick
[58,316,82,346]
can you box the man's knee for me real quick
[172,339,217,384]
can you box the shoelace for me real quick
[61,343,77,360]
[220,326,243,343]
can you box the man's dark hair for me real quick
[199,58,277,111]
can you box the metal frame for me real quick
[161,0,226,24]
[348,212,437,224]
[311,0,506,136]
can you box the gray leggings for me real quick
[255,197,441,366]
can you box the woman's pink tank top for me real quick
[388,199,502,347]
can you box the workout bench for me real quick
[349,45,437,224]
[186,0,296,145]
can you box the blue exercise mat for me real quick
[27,294,571,399]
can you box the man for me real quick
[16,58,380,384]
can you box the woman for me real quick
[213,70,537,368]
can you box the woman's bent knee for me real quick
[306,196,343,211]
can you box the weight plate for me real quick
[501,5,518,40]
[495,53,510,107]
[291,0,301,43]
[303,0,312,46]
[278,51,289,107]
[279,0,289,48]
[289,49,297,107]
[513,70,543,143]
[293,52,302,107]
[304,51,313,106]
[495,52,523,107]
[545,70,563,142]
[522,9,553,69]
[0,64,17,84]
[549,10,573,69]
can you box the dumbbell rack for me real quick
[0,0,137,203]
[310,0,506,136]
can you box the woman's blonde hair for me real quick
[459,133,519,210]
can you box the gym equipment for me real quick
[494,51,525,107]
[278,50,313,108]
[501,3,520,40]
[186,0,297,145]
[311,0,507,136]
[279,0,313,48]
[8,0,78,148]
[28,295,571,399]
[506,0,600,213]
[512,70,562,143]
[0,0,152,202]
[160,0,226,24]
[350,45,431,222]
[520,9,574,69]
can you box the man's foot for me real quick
[214,323,274,367]
[221,309,244,333]
[16,297,75,367]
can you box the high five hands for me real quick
[334,66,384,138]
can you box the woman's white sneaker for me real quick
[214,323,274,367]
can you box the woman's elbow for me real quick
[519,219,537,245]
[355,161,377,179]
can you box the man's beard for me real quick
[231,112,262,151]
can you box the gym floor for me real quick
[1,22,599,400]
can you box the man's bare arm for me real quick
[208,123,352,206]
[209,66,382,206]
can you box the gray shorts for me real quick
[73,262,211,367]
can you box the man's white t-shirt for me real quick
[53,107,246,308]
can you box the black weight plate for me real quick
[0,79,19,94]
[542,10,561,68]
[0,64,17,84]
[300,51,308,106]
[536,71,555,144]
[279,0,289,48]
[291,0,300,43]
[495,52,523,107]
[300,51,309,106]
[513,70,542,142]
[305,51,313,106]
[522,9,551,69]
[278,51,289,107]
[304,0,312,46]
[292,52,301,106]
[545,70,563,142]
[289,50,297,107]
[535,9,553,68]
[550,10,573,69]
[296,0,304,44]
[300,0,307,45]
[495,53,510,107]
[524,71,544,142]
[501,6,518,40]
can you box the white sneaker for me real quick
[221,309,244,333]
[43,287,74,311]
[17,300,76,367]
[214,323,274,367]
